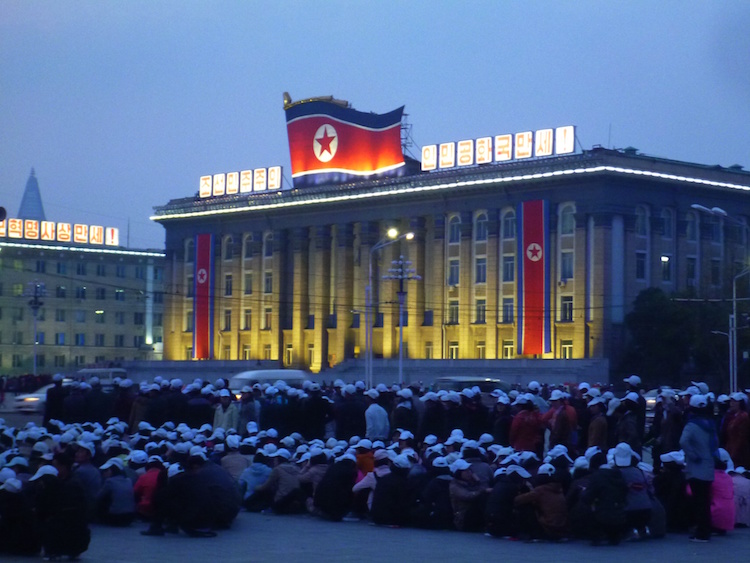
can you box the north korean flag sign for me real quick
[285,100,405,187]
[193,233,214,360]
[517,200,552,356]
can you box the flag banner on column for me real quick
[516,200,551,355]
[285,100,405,187]
[193,233,214,360]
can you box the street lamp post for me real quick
[25,281,46,377]
[383,255,421,385]
[692,204,749,392]
[365,229,414,389]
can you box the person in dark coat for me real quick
[411,457,454,530]
[96,458,136,526]
[44,374,67,427]
[335,386,367,440]
[582,453,629,545]
[370,454,412,527]
[488,397,513,446]
[31,455,91,560]
[418,394,444,441]
[313,457,358,521]
[653,452,691,532]
[189,449,241,529]
[0,478,41,556]
[302,385,333,440]
[485,465,530,538]
[185,388,215,429]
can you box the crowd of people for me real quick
[1,373,749,559]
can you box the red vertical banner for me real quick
[193,233,214,359]
[517,200,551,355]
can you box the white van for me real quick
[75,367,128,388]
[229,369,310,392]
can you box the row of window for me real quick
[0,331,156,347]
[28,260,162,280]
[46,286,162,302]
[1,354,129,369]
[445,252,575,286]
[185,234,274,263]
[0,308,162,327]
[184,308,272,332]
[635,253,734,286]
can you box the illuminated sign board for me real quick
[421,125,575,172]
[0,218,119,246]
[199,166,283,199]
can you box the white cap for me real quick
[449,458,471,473]
[537,463,556,476]
[623,391,640,403]
[689,394,708,408]
[613,442,634,467]
[29,465,59,481]
[691,381,710,394]
[528,381,541,391]
[578,382,590,391]
[623,375,641,386]
[549,389,565,401]
[365,389,380,400]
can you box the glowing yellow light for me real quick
[405,232,415,240]
[387,228,398,239]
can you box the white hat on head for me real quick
[449,458,471,473]
[584,446,601,460]
[572,456,590,472]
[549,389,565,401]
[578,382,591,391]
[365,389,380,400]
[585,387,601,398]
[680,386,700,397]
[606,398,621,417]
[623,391,640,403]
[613,442,634,467]
[29,465,59,481]
[100,457,125,471]
[168,463,184,479]
[505,464,532,479]
[689,394,708,408]
[527,381,541,391]
[623,375,641,386]
[587,397,605,408]
[691,381,710,394]
[0,478,22,493]
[537,463,556,476]
[659,451,685,466]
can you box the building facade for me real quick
[0,241,165,374]
[153,147,750,374]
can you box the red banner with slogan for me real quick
[193,233,214,359]
[517,200,551,355]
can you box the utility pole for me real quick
[25,281,46,376]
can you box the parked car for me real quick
[13,379,72,414]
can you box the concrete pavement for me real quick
[3,511,744,563]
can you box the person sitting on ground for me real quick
[370,453,412,527]
[253,449,304,514]
[513,463,569,542]
[485,465,530,538]
[612,442,653,541]
[96,457,136,526]
[582,452,628,545]
[710,449,736,535]
[411,456,455,530]
[313,453,358,522]
[449,458,487,532]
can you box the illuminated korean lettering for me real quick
[226,172,239,195]
[457,140,474,167]
[439,142,456,169]
[421,145,437,171]
[199,176,212,198]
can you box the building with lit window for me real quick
[152,146,750,376]
[0,171,165,375]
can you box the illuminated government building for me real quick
[0,171,165,374]
[152,100,750,377]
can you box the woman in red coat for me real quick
[510,395,544,456]
[721,394,750,469]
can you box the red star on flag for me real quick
[316,126,336,156]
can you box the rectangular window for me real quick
[242,345,251,360]
[153,292,163,304]
[448,341,459,359]
[12,355,23,368]
[222,346,231,360]
[264,272,273,294]
[36,260,46,273]
[185,311,193,332]
[225,274,233,296]
[96,264,106,277]
[134,335,144,348]
[37,354,45,367]
[14,307,24,322]
[284,344,294,366]
[116,264,126,278]
[264,307,272,330]
[223,309,232,331]
[243,308,252,330]
[115,334,125,347]
[95,311,105,324]
[476,341,486,359]
[76,262,87,276]
[135,266,146,279]
[502,298,514,323]
[635,252,646,280]
[14,331,23,345]
[560,251,574,280]
[711,259,721,286]
[95,287,106,300]
[12,283,23,296]
[115,289,125,301]
[475,299,486,323]
[54,355,66,367]
[55,332,66,345]
[57,262,67,275]
[115,312,125,325]
[75,286,86,299]
[55,309,66,322]
[244,272,253,295]
[560,296,574,322]
[186,276,194,298]
[502,340,515,359]
[264,344,272,360]
[503,215,516,239]
[56,285,66,298]
[475,257,487,284]
[448,300,459,324]
[154,313,163,327]
[95,334,105,346]
[502,256,515,282]
[94,355,105,364]
[74,355,85,366]
[661,255,672,283]
[74,333,85,346]
[75,310,86,323]
[153,267,163,281]
[134,312,144,325]
[687,257,697,286]
[448,259,460,286]
[424,341,433,359]
[561,339,574,359]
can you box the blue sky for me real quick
[1,1,749,249]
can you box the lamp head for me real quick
[386,228,398,239]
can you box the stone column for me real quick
[485,210,500,358]
[291,227,309,368]
[406,216,426,364]
[311,226,331,372]
[333,223,354,367]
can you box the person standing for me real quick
[364,389,390,441]
[679,394,717,542]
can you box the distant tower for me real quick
[17,168,46,221]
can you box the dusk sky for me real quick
[2,1,749,250]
